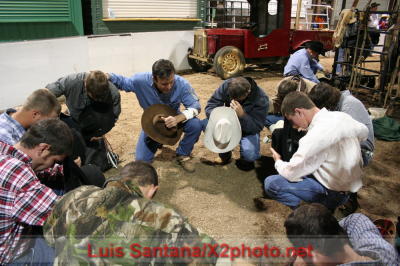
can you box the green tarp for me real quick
[373,116,400,141]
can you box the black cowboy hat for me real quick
[141,104,183,145]
[306,41,326,56]
[370,2,380,8]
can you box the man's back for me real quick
[298,109,367,191]
[205,77,268,136]
[0,142,57,263]
[284,48,322,83]
[44,185,216,264]
[277,109,368,190]
[338,90,374,153]
[46,72,121,122]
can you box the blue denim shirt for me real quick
[0,110,25,145]
[109,72,200,112]
[284,48,324,83]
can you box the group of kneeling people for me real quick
[0,58,398,264]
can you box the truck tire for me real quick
[213,46,245,79]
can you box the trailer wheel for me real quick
[213,46,245,79]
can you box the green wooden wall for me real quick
[0,0,207,41]
[0,0,83,42]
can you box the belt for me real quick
[326,189,351,196]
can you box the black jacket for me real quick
[205,77,269,136]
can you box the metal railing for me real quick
[300,4,332,30]
[204,0,250,28]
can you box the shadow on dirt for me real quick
[151,146,279,215]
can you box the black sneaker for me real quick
[219,151,232,165]
[235,159,255,171]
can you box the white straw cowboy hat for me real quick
[204,106,242,153]
[141,104,183,145]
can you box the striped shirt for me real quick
[0,110,63,179]
[0,141,58,263]
[339,213,400,265]
[0,110,25,145]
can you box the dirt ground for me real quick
[105,56,400,260]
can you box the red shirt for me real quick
[0,142,58,263]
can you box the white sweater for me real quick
[275,108,368,192]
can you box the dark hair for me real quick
[23,89,61,116]
[152,59,175,80]
[120,161,159,186]
[85,71,110,103]
[281,91,315,116]
[284,203,349,255]
[274,79,301,112]
[227,77,251,100]
[309,82,341,111]
[19,118,73,156]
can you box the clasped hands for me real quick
[230,100,245,117]
[162,116,179,128]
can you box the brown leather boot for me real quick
[176,155,195,173]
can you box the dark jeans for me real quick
[264,175,350,210]
[136,118,203,162]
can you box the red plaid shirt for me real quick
[0,142,58,263]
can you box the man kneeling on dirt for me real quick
[0,119,73,264]
[46,70,121,141]
[284,41,326,83]
[44,161,218,265]
[264,91,368,210]
[108,59,202,173]
[204,77,268,171]
[285,203,399,265]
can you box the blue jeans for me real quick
[264,175,350,210]
[136,117,202,162]
[238,134,260,162]
[336,47,345,74]
[10,237,55,265]
[265,114,283,128]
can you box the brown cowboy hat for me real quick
[141,104,183,145]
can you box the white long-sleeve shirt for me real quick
[275,108,369,192]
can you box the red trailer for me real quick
[188,0,334,79]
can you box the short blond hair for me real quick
[23,89,61,115]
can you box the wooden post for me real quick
[295,0,303,30]
[351,0,360,8]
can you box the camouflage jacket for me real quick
[44,185,217,265]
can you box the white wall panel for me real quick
[103,0,197,18]
[0,31,194,109]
